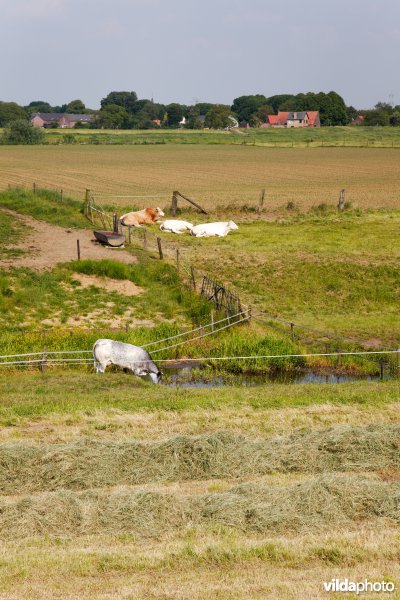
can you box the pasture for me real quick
[0,141,399,598]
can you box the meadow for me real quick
[0,141,399,598]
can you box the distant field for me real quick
[1,145,400,210]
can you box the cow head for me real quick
[148,370,162,384]
[228,221,239,230]
[156,207,165,218]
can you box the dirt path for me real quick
[0,209,136,270]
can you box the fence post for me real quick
[258,188,265,214]
[60,189,63,202]
[397,349,400,378]
[33,182,36,194]
[157,237,163,259]
[338,189,346,212]
[380,360,384,381]
[290,323,295,342]
[143,231,147,250]
[128,226,132,245]
[211,309,214,332]
[171,191,178,216]
[176,248,180,273]
[41,344,47,373]
[190,266,197,290]
[77,239,81,260]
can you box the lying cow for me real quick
[160,219,193,234]
[190,221,239,238]
[119,207,165,227]
[93,339,162,384]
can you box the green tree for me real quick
[249,104,274,126]
[65,99,86,113]
[0,102,27,126]
[231,95,268,123]
[165,103,185,127]
[96,104,130,129]
[100,91,138,114]
[363,110,390,126]
[205,105,232,129]
[25,101,52,114]
[2,119,44,144]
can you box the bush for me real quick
[2,120,44,144]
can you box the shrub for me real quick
[2,120,44,145]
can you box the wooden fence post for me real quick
[60,189,63,202]
[77,239,81,260]
[338,189,346,212]
[143,231,147,250]
[171,191,178,216]
[41,344,47,373]
[190,266,196,290]
[290,323,295,342]
[258,188,265,214]
[128,226,132,244]
[176,248,180,272]
[157,237,163,259]
[33,182,36,194]
[211,309,214,332]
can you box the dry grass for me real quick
[1,426,399,494]
[1,145,400,210]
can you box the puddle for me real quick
[163,361,392,388]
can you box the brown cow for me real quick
[120,207,165,227]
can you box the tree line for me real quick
[0,91,399,132]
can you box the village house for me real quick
[31,112,94,128]
[261,110,320,128]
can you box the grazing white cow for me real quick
[160,220,193,234]
[93,339,162,384]
[190,221,239,238]
[119,207,165,228]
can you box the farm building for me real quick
[261,110,320,128]
[31,112,94,128]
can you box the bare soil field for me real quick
[1,145,400,210]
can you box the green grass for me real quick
[0,187,89,228]
[0,209,28,258]
[0,372,398,422]
[42,126,400,148]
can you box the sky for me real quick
[1,0,399,110]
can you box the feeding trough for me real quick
[93,213,125,247]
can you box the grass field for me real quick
[1,145,400,210]
[0,373,399,599]
[0,141,399,598]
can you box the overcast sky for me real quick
[1,0,399,109]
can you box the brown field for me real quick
[1,145,400,210]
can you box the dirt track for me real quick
[1,210,136,270]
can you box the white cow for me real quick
[160,220,193,234]
[93,339,162,384]
[190,221,239,238]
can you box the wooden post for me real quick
[60,189,63,202]
[41,344,47,373]
[290,323,295,342]
[143,230,147,250]
[176,248,180,273]
[157,237,163,259]
[77,239,81,260]
[258,188,265,214]
[190,266,196,290]
[33,182,36,194]
[397,349,400,378]
[171,191,178,216]
[380,361,384,381]
[128,226,132,245]
[211,309,214,332]
[338,189,346,212]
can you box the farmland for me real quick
[0,141,399,599]
[1,144,400,210]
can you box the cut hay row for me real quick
[0,475,399,539]
[1,426,399,494]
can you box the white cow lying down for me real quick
[93,339,162,384]
[160,220,193,234]
[191,221,239,238]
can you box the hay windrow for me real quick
[0,475,399,539]
[0,425,399,494]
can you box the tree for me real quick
[25,101,52,114]
[96,104,130,129]
[205,105,232,129]
[231,95,268,123]
[0,102,27,126]
[165,103,185,127]
[2,120,44,144]
[363,110,389,126]
[249,104,274,126]
[65,99,86,113]
[100,91,138,114]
